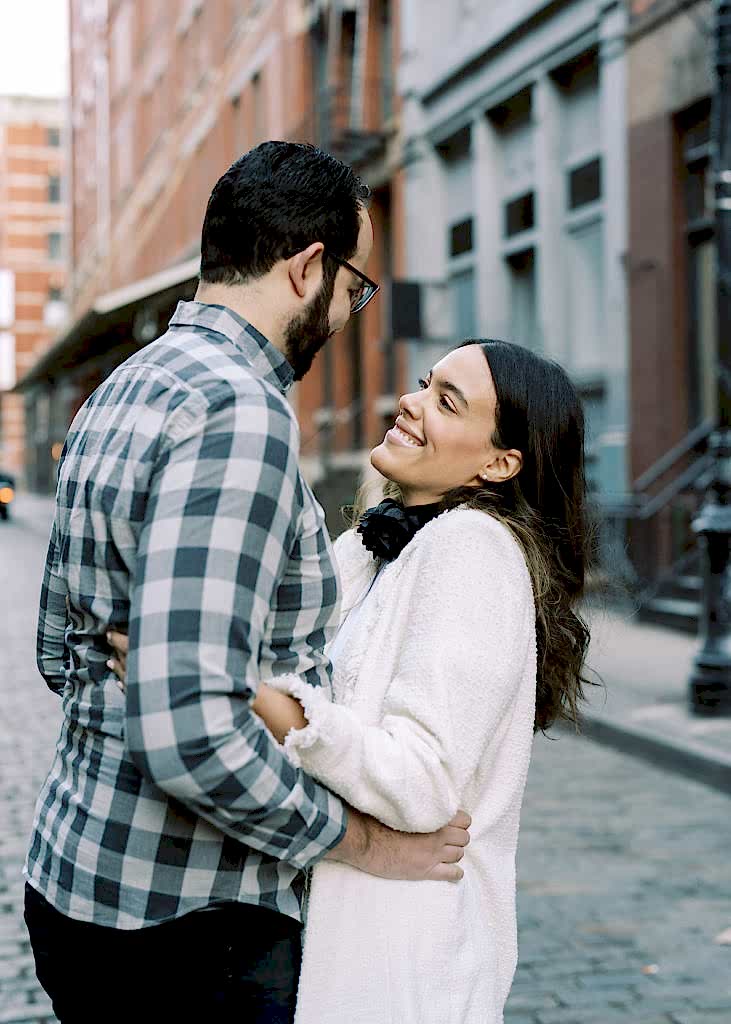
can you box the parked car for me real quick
[0,470,15,520]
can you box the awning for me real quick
[15,255,200,390]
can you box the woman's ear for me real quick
[288,242,324,300]
[479,449,523,485]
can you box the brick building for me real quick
[0,94,66,486]
[627,0,715,484]
[18,0,404,527]
[619,0,717,623]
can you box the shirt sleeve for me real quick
[123,385,346,869]
[270,514,535,833]
[36,518,69,695]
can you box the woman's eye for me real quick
[440,396,455,413]
[417,377,428,390]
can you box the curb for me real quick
[569,711,731,796]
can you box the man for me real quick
[24,142,469,1024]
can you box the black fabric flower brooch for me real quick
[356,498,443,563]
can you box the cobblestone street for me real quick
[1,504,61,1023]
[507,734,731,1024]
[1,501,729,1024]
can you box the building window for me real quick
[566,218,605,372]
[449,218,473,257]
[378,0,394,121]
[438,127,475,339]
[678,99,715,427]
[47,126,61,147]
[506,249,539,350]
[449,268,476,339]
[485,88,542,349]
[111,1,133,96]
[504,192,535,237]
[252,71,264,145]
[231,93,248,156]
[557,51,605,374]
[437,126,472,202]
[44,286,66,328]
[114,109,135,198]
[48,176,61,203]
[48,232,62,261]
[568,157,602,209]
[555,51,601,210]
[579,383,605,496]
[0,270,14,327]
[0,332,16,391]
[489,89,534,225]
[685,157,710,224]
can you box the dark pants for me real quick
[24,883,302,1024]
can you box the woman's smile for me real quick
[386,421,425,448]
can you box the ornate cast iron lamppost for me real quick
[689,0,731,715]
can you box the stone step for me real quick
[638,596,699,634]
[664,573,702,603]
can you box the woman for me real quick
[110,339,592,1024]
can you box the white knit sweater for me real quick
[271,508,537,1024]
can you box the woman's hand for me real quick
[252,684,308,744]
[105,629,308,743]
[106,630,128,693]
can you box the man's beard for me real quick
[284,279,333,381]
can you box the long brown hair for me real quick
[349,339,596,733]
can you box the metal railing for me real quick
[600,420,714,597]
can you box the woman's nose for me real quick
[399,389,421,419]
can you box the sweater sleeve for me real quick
[268,513,535,833]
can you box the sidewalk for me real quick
[9,490,731,793]
[579,603,731,794]
[8,491,56,540]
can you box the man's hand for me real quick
[106,629,128,692]
[327,807,471,883]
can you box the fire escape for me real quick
[295,0,391,167]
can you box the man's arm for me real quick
[109,628,470,882]
[36,519,69,695]
[123,385,346,870]
[329,806,470,883]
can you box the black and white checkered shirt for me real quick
[25,301,346,929]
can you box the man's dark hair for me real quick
[200,141,370,286]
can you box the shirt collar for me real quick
[168,300,295,394]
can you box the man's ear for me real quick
[288,243,325,299]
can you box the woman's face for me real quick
[370,345,522,506]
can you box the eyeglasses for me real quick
[325,252,380,314]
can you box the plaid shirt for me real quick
[25,301,346,929]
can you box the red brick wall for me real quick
[0,99,66,480]
[69,0,314,312]
[628,112,689,482]
[64,0,403,471]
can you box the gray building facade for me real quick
[398,0,629,500]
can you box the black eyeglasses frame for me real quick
[325,251,380,313]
